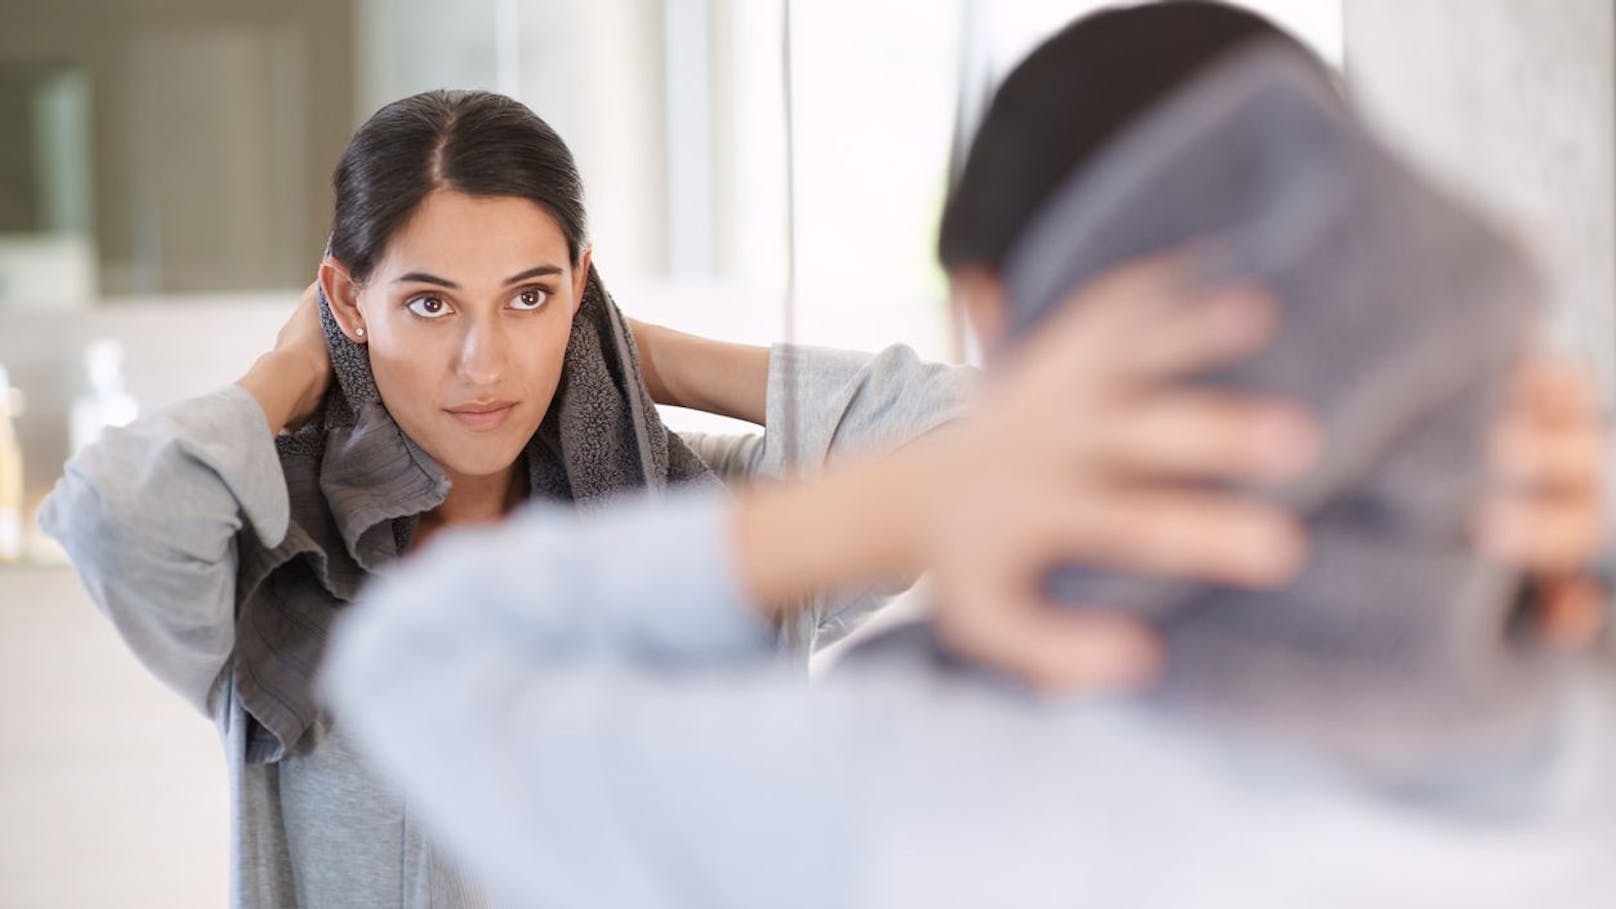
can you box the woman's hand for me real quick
[629,319,771,425]
[237,282,333,436]
[1479,355,1609,648]
[731,253,1318,692]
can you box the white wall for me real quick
[509,0,670,283]
[1345,0,1616,392]
[0,566,228,909]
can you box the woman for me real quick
[320,7,1616,907]
[40,90,969,909]
[47,64,1603,909]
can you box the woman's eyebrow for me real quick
[504,265,563,285]
[391,265,562,289]
[395,272,459,289]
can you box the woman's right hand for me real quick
[237,282,333,435]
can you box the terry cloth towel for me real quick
[861,43,1555,782]
[233,265,718,763]
[1013,42,1548,778]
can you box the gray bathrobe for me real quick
[41,280,973,907]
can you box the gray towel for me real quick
[233,265,718,763]
[861,44,1561,782]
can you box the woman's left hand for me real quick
[1479,354,1610,647]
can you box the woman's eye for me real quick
[406,296,452,319]
[512,287,549,311]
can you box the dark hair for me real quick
[329,89,588,283]
[938,1,1331,271]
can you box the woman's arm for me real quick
[672,338,979,646]
[631,319,772,425]
[38,285,329,719]
[683,343,977,483]
[39,386,291,718]
[630,319,977,480]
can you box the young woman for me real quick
[46,45,1603,909]
[320,6,1616,907]
[40,91,970,909]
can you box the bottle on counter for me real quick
[70,339,139,457]
[0,361,24,563]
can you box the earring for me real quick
[355,326,366,339]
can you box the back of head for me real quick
[939,1,1331,273]
[946,4,1567,783]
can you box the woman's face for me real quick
[333,189,589,480]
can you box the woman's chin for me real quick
[406,410,543,477]
[420,434,531,481]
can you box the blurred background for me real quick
[0,0,1611,906]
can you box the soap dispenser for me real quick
[70,339,139,457]
[0,361,23,563]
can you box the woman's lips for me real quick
[444,402,518,432]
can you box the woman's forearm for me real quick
[631,320,771,425]
[728,432,951,611]
[237,349,327,437]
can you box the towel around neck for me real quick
[232,265,718,763]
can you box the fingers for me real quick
[1508,356,1598,431]
[1479,348,1609,579]
[1488,413,1605,496]
[937,592,1161,693]
[1479,496,1605,575]
[1480,355,1609,647]
[1489,359,1605,537]
[981,481,1306,591]
[1034,251,1281,383]
[1094,390,1320,482]
[1045,486,1308,589]
[1491,354,1603,492]
[1117,285,1280,381]
[1483,356,1608,574]
[1003,485,1306,692]
[1536,577,1608,651]
[930,485,1302,695]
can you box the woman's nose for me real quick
[455,312,511,386]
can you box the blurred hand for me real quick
[921,254,1319,692]
[1479,355,1609,648]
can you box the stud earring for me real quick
[355,327,366,339]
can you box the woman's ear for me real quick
[571,246,593,315]
[319,258,368,344]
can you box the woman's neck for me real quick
[413,462,528,548]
